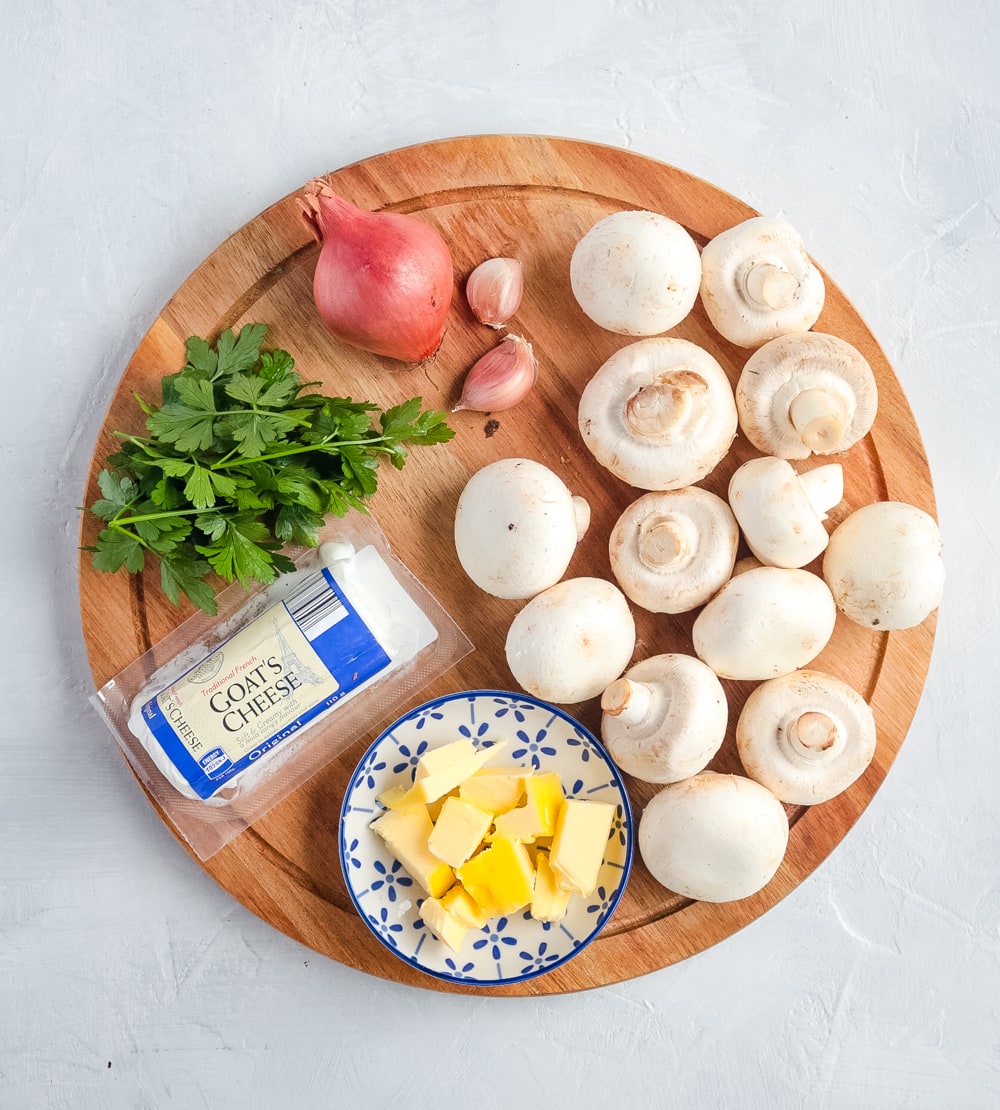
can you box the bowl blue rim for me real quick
[338,689,635,987]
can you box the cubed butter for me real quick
[441,885,491,929]
[459,766,528,815]
[418,896,469,953]
[415,737,478,781]
[491,771,564,842]
[428,796,493,868]
[425,790,456,823]
[549,798,616,896]
[456,837,536,916]
[388,739,508,809]
[530,851,573,924]
[370,804,454,898]
[375,782,410,809]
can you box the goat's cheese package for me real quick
[92,512,473,861]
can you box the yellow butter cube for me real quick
[388,740,508,809]
[459,767,528,815]
[530,852,573,924]
[491,771,564,842]
[418,896,469,953]
[428,796,493,868]
[441,885,491,929]
[549,798,616,896]
[370,804,454,898]
[415,737,478,780]
[375,783,410,809]
[426,789,457,824]
[457,838,536,917]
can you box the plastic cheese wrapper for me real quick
[92,512,473,861]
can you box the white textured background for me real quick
[3,1,998,1106]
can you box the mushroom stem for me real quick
[572,495,592,542]
[788,711,840,758]
[797,463,844,519]
[788,388,848,452]
[600,677,655,725]
[625,370,708,441]
[742,262,800,310]
[638,514,690,569]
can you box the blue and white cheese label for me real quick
[140,566,391,799]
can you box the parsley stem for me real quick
[211,435,397,470]
[114,432,160,450]
[112,505,221,527]
[106,521,156,552]
[213,444,242,468]
[113,431,398,471]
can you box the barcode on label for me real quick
[285,570,348,639]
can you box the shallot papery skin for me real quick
[301,178,454,363]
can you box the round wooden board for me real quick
[79,135,937,995]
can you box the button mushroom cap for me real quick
[570,209,702,336]
[609,487,738,613]
[454,458,591,600]
[638,771,789,902]
[699,216,826,348]
[692,565,837,681]
[578,337,738,490]
[601,653,728,784]
[735,332,878,459]
[736,670,877,805]
[822,501,945,630]
[728,456,844,569]
[505,576,636,704]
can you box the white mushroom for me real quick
[505,577,636,704]
[578,337,738,490]
[454,458,591,600]
[728,456,844,569]
[735,332,878,459]
[569,209,702,336]
[601,654,728,784]
[692,566,837,681]
[736,669,877,805]
[608,487,738,613]
[822,501,945,630]
[699,216,826,347]
[638,771,789,902]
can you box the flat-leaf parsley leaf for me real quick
[84,324,454,614]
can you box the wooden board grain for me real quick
[78,135,937,995]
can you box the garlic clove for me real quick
[453,334,538,413]
[465,257,524,328]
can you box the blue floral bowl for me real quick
[339,690,634,986]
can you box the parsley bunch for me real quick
[86,323,454,614]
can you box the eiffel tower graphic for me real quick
[273,617,325,688]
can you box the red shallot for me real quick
[301,178,454,363]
